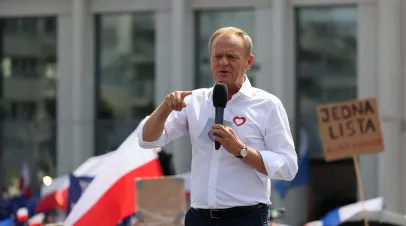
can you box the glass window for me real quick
[195,10,258,88]
[95,13,155,155]
[0,17,57,193]
[296,7,357,159]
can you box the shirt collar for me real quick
[238,76,254,98]
[208,75,254,100]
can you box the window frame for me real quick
[290,0,376,7]
[91,0,271,13]
[193,8,260,89]
[292,2,378,159]
[0,16,59,191]
[90,0,171,14]
[94,12,157,155]
[0,0,69,17]
[293,5,358,159]
[192,0,271,9]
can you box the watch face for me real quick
[241,149,248,157]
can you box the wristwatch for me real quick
[236,144,248,158]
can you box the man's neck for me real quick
[227,76,246,100]
[227,91,236,100]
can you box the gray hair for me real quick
[209,26,253,57]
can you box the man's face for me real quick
[210,33,254,89]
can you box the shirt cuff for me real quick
[255,150,284,181]
[137,117,168,149]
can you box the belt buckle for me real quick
[210,209,221,219]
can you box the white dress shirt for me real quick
[137,78,298,209]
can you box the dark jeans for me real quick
[184,205,270,226]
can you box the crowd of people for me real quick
[0,146,177,226]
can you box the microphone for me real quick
[213,83,228,150]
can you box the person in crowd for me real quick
[154,147,176,176]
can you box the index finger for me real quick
[181,91,193,98]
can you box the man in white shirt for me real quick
[137,27,298,226]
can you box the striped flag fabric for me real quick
[63,128,163,226]
[66,174,94,214]
[35,152,114,213]
[19,162,32,199]
[27,213,45,226]
[305,197,384,226]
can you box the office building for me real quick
[1,0,405,224]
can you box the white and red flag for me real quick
[63,128,163,226]
[19,162,32,199]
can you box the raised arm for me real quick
[138,90,192,148]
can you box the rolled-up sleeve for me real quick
[256,100,298,181]
[137,107,189,149]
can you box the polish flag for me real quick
[36,152,114,212]
[19,162,32,199]
[16,207,29,222]
[63,128,163,226]
[28,213,45,226]
[36,175,69,212]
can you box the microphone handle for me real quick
[215,107,224,150]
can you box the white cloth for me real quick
[137,78,298,209]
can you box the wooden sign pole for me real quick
[352,155,369,226]
[316,98,384,226]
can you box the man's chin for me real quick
[214,77,231,85]
[215,80,229,86]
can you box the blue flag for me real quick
[25,194,40,217]
[67,174,94,215]
[0,195,26,220]
[273,128,311,198]
[0,198,11,221]
[273,152,310,198]
[0,193,42,221]
[0,218,14,226]
[118,214,136,226]
[289,151,310,187]
[320,208,340,226]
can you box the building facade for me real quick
[0,0,405,224]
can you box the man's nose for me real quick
[219,56,229,65]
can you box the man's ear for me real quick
[245,54,255,71]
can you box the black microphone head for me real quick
[213,83,228,108]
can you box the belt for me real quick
[193,203,267,219]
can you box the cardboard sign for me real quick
[316,98,384,161]
[135,176,186,226]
